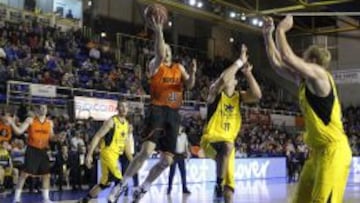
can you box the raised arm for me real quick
[276,16,327,79]
[148,17,166,76]
[240,63,262,103]
[207,44,248,103]
[276,15,330,96]
[179,59,197,90]
[85,118,114,168]
[263,17,299,84]
[8,117,33,135]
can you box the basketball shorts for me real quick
[23,145,50,175]
[99,153,123,185]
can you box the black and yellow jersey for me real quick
[100,116,129,157]
[202,92,242,143]
[299,73,347,148]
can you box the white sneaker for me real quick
[108,183,125,203]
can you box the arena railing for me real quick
[6,81,301,116]
[0,4,81,31]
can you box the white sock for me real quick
[141,181,151,191]
[14,189,22,201]
[121,176,130,186]
[43,189,50,200]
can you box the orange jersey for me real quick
[27,117,51,149]
[150,63,184,109]
[0,122,11,142]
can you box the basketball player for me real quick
[107,16,197,203]
[263,15,351,203]
[0,140,18,193]
[200,44,262,203]
[78,100,133,203]
[6,104,65,203]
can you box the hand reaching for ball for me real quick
[148,16,164,32]
[144,4,168,31]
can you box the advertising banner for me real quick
[30,84,56,98]
[98,157,287,184]
[74,96,117,121]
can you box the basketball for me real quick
[144,3,168,26]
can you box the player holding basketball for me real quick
[107,6,196,203]
[263,15,351,203]
[78,100,133,203]
[200,44,262,203]
[6,104,65,203]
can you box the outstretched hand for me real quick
[148,16,164,32]
[189,59,197,74]
[240,44,248,64]
[85,154,93,169]
[262,16,275,35]
[277,15,293,32]
[241,62,253,76]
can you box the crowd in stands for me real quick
[344,105,360,156]
[0,20,300,113]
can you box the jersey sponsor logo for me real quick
[162,77,180,84]
[33,129,49,134]
[221,104,237,117]
[224,104,234,112]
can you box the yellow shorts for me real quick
[200,139,236,190]
[292,142,351,203]
[99,153,122,185]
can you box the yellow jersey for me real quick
[299,73,347,148]
[202,92,242,143]
[0,148,10,166]
[100,116,129,157]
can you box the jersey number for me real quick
[168,92,177,102]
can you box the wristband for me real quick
[235,59,244,69]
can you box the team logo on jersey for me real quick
[121,132,125,137]
[224,104,234,112]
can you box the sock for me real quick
[121,176,130,187]
[42,189,50,200]
[141,181,151,191]
[14,189,22,201]
[216,177,223,187]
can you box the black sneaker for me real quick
[214,185,223,198]
[183,188,191,194]
[78,197,89,203]
[132,187,147,203]
[124,186,129,196]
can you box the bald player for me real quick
[108,16,196,203]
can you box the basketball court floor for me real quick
[1,174,360,203]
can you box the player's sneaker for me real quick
[214,184,223,199]
[108,183,126,203]
[131,187,147,203]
